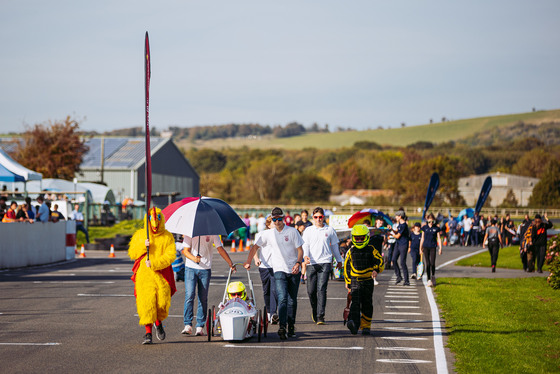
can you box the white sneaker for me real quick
[411,273,417,280]
[181,325,192,335]
[373,278,379,286]
[195,326,204,336]
[427,280,433,287]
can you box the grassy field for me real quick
[435,277,560,373]
[456,245,524,270]
[177,109,560,150]
[76,219,142,246]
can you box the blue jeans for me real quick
[393,244,409,282]
[76,223,89,243]
[306,263,332,318]
[184,267,211,327]
[274,271,300,328]
[259,267,277,315]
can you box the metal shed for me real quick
[78,137,199,206]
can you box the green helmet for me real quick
[351,224,370,249]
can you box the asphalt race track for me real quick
[2,245,521,374]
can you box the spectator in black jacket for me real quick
[518,214,531,272]
[529,213,553,273]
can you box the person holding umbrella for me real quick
[244,207,304,340]
[181,235,236,336]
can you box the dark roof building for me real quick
[79,137,199,206]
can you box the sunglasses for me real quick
[230,292,243,297]
[271,217,284,222]
[313,215,324,219]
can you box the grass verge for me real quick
[76,219,143,246]
[435,277,560,373]
[455,245,524,270]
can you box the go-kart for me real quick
[206,263,268,342]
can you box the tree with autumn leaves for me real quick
[13,116,88,180]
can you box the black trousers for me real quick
[423,247,437,280]
[350,278,374,331]
[488,242,499,267]
[535,244,547,272]
[392,244,409,281]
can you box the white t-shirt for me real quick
[255,231,273,269]
[254,225,304,274]
[302,224,342,265]
[184,235,223,270]
[463,217,473,232]
[257,216,267,232]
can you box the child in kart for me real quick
[344,224,384,335]
[227,281,248,301]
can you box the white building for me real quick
[458,172,539,207]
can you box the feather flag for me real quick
[422,173,440,221]
[475,176,492,214]
[144,32,152,259]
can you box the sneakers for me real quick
[288,325,295,337]
[362,328,370,336]
[427,279,433,287]
[347,320,358,335]
[155,323,166,341]
[142,333,153,345]
[373,278,379,286]
[395,278,402,285]
[491,266,496,273]
[278,327,287,340]
[311,311,317,323]
[271,314,279,325]
[411,273,417,280]
[403,281,410,286]
[195,327,204,336]
[181,325,192,335]
[316,316,325,325]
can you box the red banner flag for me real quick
[144,32,152,259]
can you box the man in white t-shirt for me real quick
[302,207,342,325]
[463,216,473,246]
[181,235,236,336]
[244,207,304,340]
[252,216,278,324]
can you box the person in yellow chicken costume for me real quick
[129,207,177,345]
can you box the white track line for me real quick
[224,344,363,350]
[383,312,423,315]
[384,305,420,309]
[377,347,428,351]
[377,359,432,364]
[381,337,428,341]
[436,248,486,269]
[34,281,115,284]
[424,281,449,374]
[382,326,429,331]
[383,319,424,323]
[385,300,419,303]
[77,294,133,297]
[0,342,60,346]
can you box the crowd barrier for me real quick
[0,221,75,269]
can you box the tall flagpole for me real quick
[144,32,152,260]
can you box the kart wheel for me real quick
[207,308,212,342]
[262,305,268,338]
[211,305,216,337]
[257,310,262,342]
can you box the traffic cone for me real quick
[239,240,244,252]
[230,241,236,253]
[108,244,116,258]
[443,237,448,246]
[79,244,86,258]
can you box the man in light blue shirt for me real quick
[70,203,89,243]
[37,196,50,223]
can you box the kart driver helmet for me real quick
[351,224,370,249]
[227,281,247,301]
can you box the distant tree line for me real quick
[99,122,331,141]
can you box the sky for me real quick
[1,0,559,134]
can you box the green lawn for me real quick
[178,109,560,150]
[76,219,143,246]
[456,245,524,270]
[435,277,560,373]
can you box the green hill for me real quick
[177,109,560,150]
